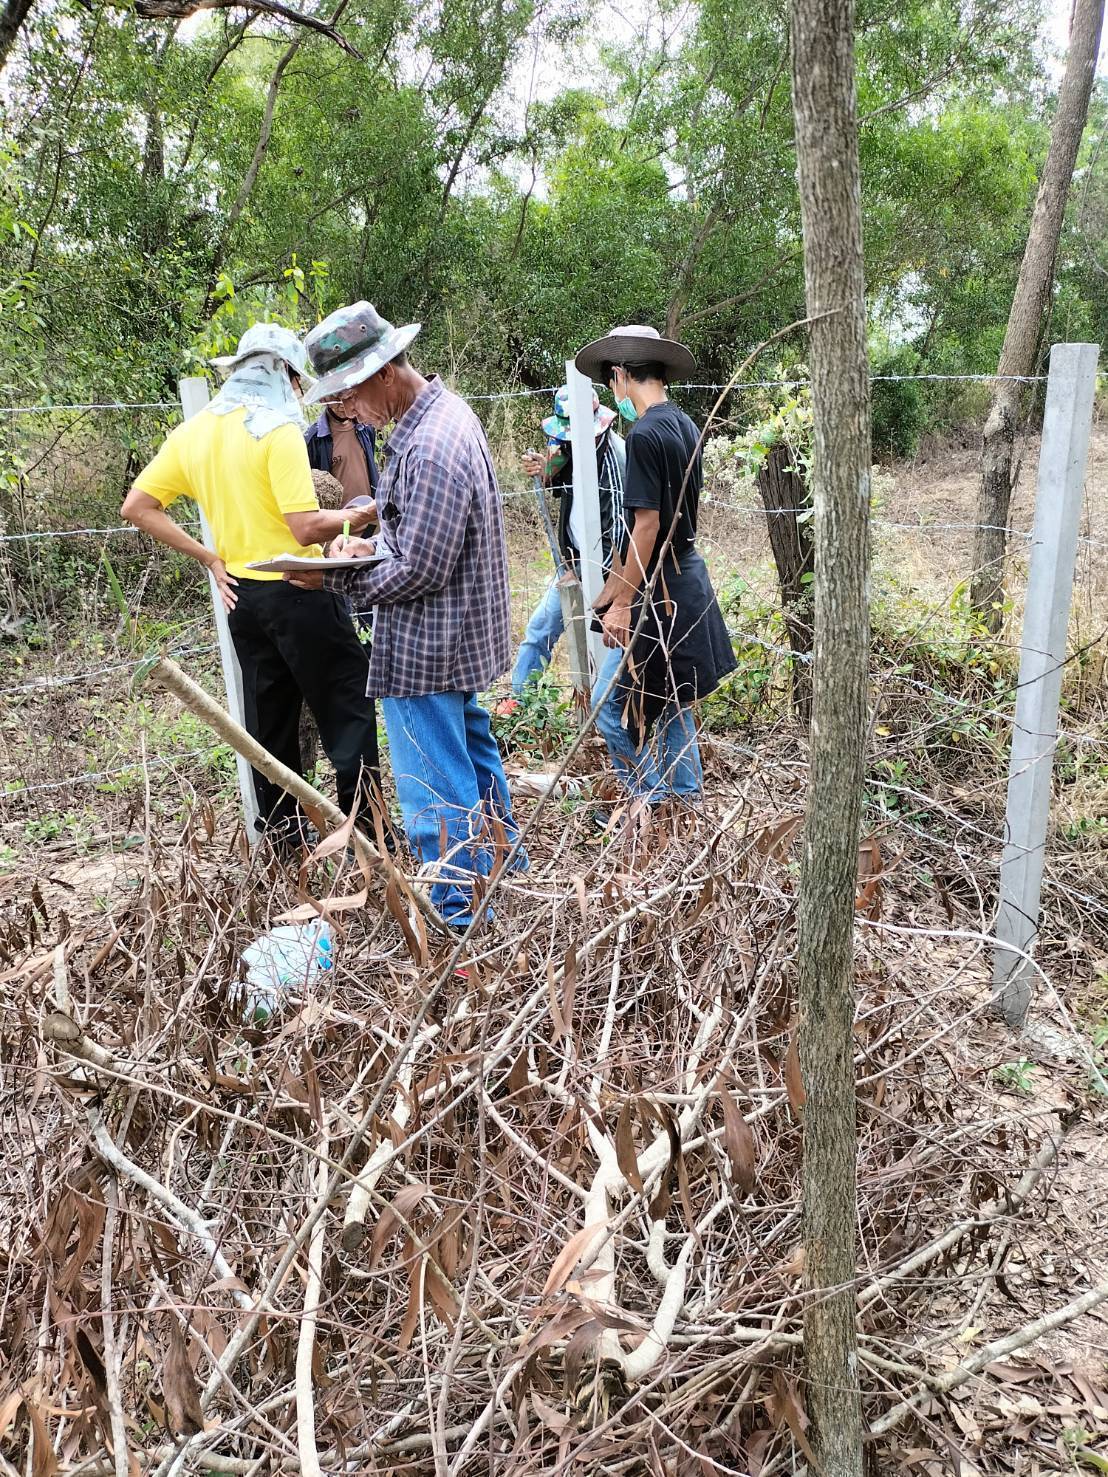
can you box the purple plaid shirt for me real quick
[325,376,511,698]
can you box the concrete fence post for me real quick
[178,376,261,845]
[992,342,1099,1024]
[565,362,607,681]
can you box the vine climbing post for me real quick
[790,0,871,1469]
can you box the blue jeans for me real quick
[381,692,525,926]
[511,580,565,694]
[592,647,704,802]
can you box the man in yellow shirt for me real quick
[122,323,378,851]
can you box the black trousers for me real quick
[228,579,380,835]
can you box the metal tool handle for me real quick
[527,463,566,576]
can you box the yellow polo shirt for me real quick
[134,407,323,579]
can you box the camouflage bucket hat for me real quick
[303,302,421,405]
[211,322,312,381]
[541,383,616,445]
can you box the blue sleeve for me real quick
[304,427,329,474]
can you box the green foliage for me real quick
[870,342,926,458]
[729,370,814,488]
[489,668,578,760]
[0,0,1087,417]
[992,1056,1035,1094]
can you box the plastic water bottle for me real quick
[236,921,333,1024]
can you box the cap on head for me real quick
[541,383,615,445]
[211,322,311,380]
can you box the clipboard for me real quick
[245,552,387,574]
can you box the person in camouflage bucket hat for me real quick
[303,303,421,405]
[287,301,525,930]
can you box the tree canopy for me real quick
[0,0,1102,421]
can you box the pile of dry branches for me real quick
[0,755,1102,1475]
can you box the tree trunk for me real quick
[756,445,814,723]
[971,0,1104,630]
[0,0,34,73]
[790,0,871,1470]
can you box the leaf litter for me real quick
[0,742,1104,1476]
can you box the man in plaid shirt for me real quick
[287,302,523,929]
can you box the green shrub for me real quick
[871,345,926,459]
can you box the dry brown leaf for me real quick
[546,959,566,1041]
[767,1372,820,1472]
[687,874,714,923]
[507,1046,530,1099]
[397,1238,422,1353]
[162,1318,203,1437]
[756,814,803,861]
[425,1264,459,1329]
[573,874,588,923]
[615,1101,644,1193]
[370,1184,434,1268]
[745,1428,772,1475]
[26,1398,58,1477]
[542,1221,608,1296]
[0,1389,23,1444]
[720,1089,756,1194]
[530,1391,570,1433]
[784,1031,806,1116]
[561,941,578,1040]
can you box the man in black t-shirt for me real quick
[575,324,736,808]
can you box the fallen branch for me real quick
[91,1118,253,1313]
[858,1122,1070,1313]
[131,0,362,56]
[342,1053,417,1252]
[296,1115,330,1477]
[44,1009,115,1070]
[100,1178,130,1477]
[870,1277,1108,1437]
[148,655,447,938]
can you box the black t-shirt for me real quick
[620,401,702,564]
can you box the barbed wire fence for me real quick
[1,361,1105,1476]
[0,364,1104,974]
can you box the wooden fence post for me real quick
[178,376,261,845]
[992,342,1099,1024]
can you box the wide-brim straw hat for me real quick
[303,302,420,405]
[575,324,696,382]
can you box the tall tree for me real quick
[790,0,871,1470]
[971,0,1105,630]
[0,0,34,73]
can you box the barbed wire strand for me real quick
[2,746,222,799]
[0,371,1052,417]
[0,401,178,414]
[0,642,216,697]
